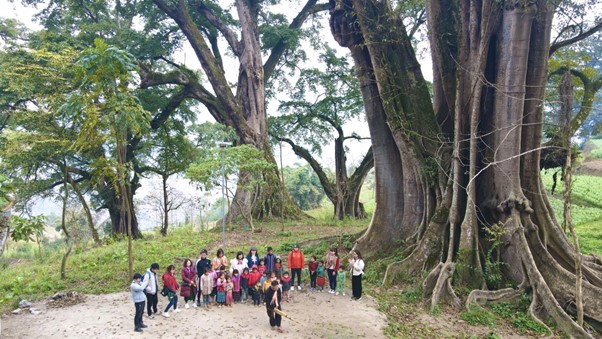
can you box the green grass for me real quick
[541,170,602,257]
[586,139,602,159]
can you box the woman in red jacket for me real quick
[287,244,305,290]
[180,259,197,309]
[162,265,180,317]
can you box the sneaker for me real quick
[162,312,170,318]
[356,296,362,301]
[148,314,155,319]
[297,286,302,290]
[335,292,339,296]
[342,292,346,296]
[140,324,148,328]
[174,308,181,313]
[134,328,143,333]
[185,303,189,309]
[192,303,198,308]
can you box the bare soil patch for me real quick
[0,289,386,338]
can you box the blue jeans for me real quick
[327,269,337,291]
[202,294,210,307]
[164,294,178,312]
[134,301,145,329]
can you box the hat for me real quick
[252,265,258,269]
[133,273,142,280]
[293,244,299,248]
[250,246,257,251]
[201,249,208,254]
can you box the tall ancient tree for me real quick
[271,48,373,219]
[144,0,329,220]
[330,0,602,336]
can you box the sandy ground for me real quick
[0,288,387,339]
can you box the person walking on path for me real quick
[162,265,180,317]
[349,250,365,300]
[287,244,305,290]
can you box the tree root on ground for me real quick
[423,261,461,312]
[465,284,526,310]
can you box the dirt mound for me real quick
[577,159,602,176]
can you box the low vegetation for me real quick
[1,162,601,337]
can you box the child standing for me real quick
[280,271,292,302]
[336,265,347,296]
[216,272,226,307]
[274,257,284,278]
[251,281,262,306]
[257,259,267,276]
[225,276,234,306]
[199,267,213,309]
[241,267,250,302]
[162,265,180,317]
[316,260,326,292]
[232,269,241,303]
[264,246,277,273]
[308,256,318,291]
[130,273,149,332]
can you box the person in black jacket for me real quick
[264,280,284,332]
[195,249,212,306]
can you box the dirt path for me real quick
[0,288,387,338]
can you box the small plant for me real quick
[400,288,422,304]
[490,302,514,318]
[511,313,549,335]
[461,304,497,328]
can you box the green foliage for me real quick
[9,215,45,243]
[400,288,422,304]
[482,223,509,290]
[283,164,325,210]
[511,314,549,335]
[587,139,602,159]
[0,174,14,207]
[461,304,497,328]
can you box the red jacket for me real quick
[248,270,262,287]
[163,273,179,293]
[288,249,305,269]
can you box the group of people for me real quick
[130,244,365,333]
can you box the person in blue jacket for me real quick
[130,273,149,333]
[264,246,277,273]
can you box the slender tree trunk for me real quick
[0,198,14,258]
[67,176,101,246]
[161,173,169,236]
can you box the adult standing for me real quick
[264,280,284,332]
[181,259,197,309]
[246,246,260,268]
[287,244,305,290]
[195,249,211,306]
[230,251,248,275]
[143,263,160,318]
[325,247,340,294]
[349,250,365,300]
[212,248,228,271]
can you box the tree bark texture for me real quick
[150,0,326,221]
[330,0,602,336]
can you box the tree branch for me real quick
[263,0,329,81]
[273,135,336,200]
[549,21,602,57]
[194,0,241,56]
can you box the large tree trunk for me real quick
[330,0,602,336]
[151,0,324,222]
